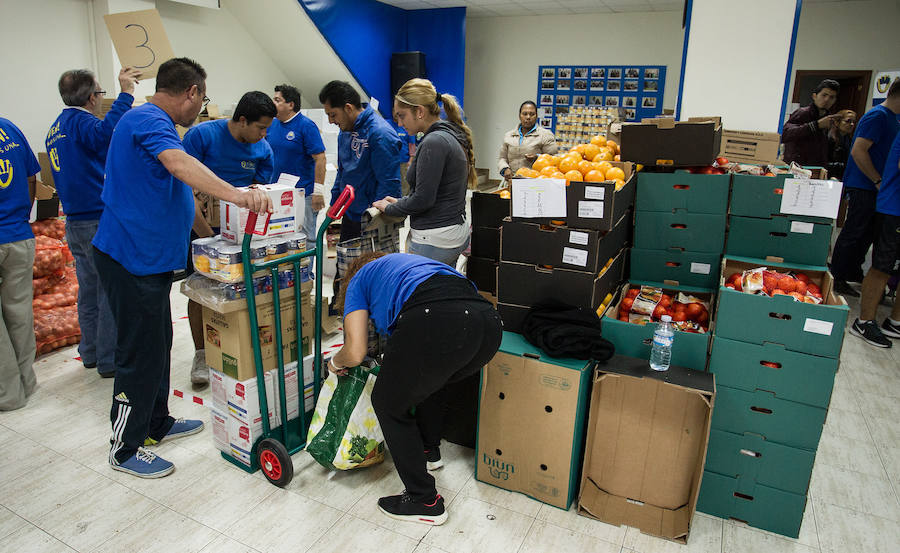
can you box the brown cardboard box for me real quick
[37,152,55,188]
[578,355,715,544]
[719,130,781,165]
[194,191,221,228]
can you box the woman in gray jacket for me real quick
[373,78,474,268]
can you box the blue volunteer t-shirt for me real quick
[0,118,40,245]
[183,119,274,187]
[843,105,900,191]
[877,132,900,216]
[266,112,325,196]
[343,253,470,335]
[92,103,194,275]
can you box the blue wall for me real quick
[298,1,466,119]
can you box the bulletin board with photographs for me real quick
[537,65,666,132]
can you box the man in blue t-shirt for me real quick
[852,131,900,348]
[318,80,402,311]
[182,90,276,387]
[0,118,41,411]
[46,66,141,378]
[91,58,272,479]
[830,79,900,296]
[267,84,326,245]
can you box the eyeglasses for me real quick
[202,95,211,109]
[93,90,106,96]
[842,119,855,124]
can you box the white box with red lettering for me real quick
[219,182,304,243]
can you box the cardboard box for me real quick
[471,226,500,260]
[223,370,278,428]
[633,210,727,253]
[475,332,594,509]
[704,428,815,495]
[37,152,55,188]
[32,181,60,220]
[601,282,713,371]
[195,191,221,228]
[227,414,265,466]
[719,130,781,165]
[635,171,731,214]
[578,355,715,544]
[725,215,833,267]
[711,385,825,450]
[510,162,635,231]
[478,291,498,308]
[620,117,723,167]
[497,248,625,310]
[210,369,227,412]
[697,470,806,538]
[220,183,304,243]
[466,256,498,294]
[496,302,530,334]
[708,337,837,409]
[715,256,849,359]
[210,406,229,454]
[729,170,831,223]
[500,210,630,273]
[471,192,510,229]
[629,248,721,290]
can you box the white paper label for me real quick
[690,262,711,275]
[584,186,606,200]
[803,318,833,336]
[511,178,567,218]
[780,178,842,219]
[569,231,590,245]
[790,221,815,234]
[577,201,604,219]
[562,247,589,267]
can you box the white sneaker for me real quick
[191,350,209,387]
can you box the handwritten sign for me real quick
[780,178,843,219]
[104,9,175,79]
[511,178,566,218]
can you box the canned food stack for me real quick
[191,232,311,286]
[555,106,619,151]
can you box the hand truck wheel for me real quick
[258,438,294,487]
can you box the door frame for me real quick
[792,70,872,115]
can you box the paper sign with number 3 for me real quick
[104,9,176,79]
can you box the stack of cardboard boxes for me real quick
[467,192,510,297]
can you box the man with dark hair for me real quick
[830,79,900,296]
[268,84,326,245]
[92,58,272,478]
[782,79,841,167]
[46,66,141,378]
[318,80,402,311]
[181,90,276,387]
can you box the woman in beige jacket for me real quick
[498,101,558,180]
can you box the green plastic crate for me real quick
[697,470,806,538]
[636,171,731,214]
[726,215,832,266]
[634,210,726,253]
[704,428,815,495]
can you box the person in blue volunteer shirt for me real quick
[830,79,900,296]
[92,58,272,479]
[852,131,900,348]
[329,252,502,526]
[0,118,41,411]
[46,66,141,378]
[267,84,326,244]
[181,90,276,388]
[318,80,402,311]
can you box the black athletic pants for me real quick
[831,188,878,282]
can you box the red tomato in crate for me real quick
[626,288,640,299]
[620,297,634,312]
[795,281,808,295]
[777,276,796,293]
[658,294,672,308]
[672,311,687,322]
[652,305,668,320]
[685,302,704,320]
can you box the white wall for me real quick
[464,11,684,180]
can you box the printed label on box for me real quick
[577,201,604,219]
[803,318,833,336]
[569,231,590,245]
[584,186,606,200]
[790,221,815,234]
[562,247,589,267]
[690,262,711,274]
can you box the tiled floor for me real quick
[1,284,898,553]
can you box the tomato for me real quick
[777,276,796,293]
[685,302,703,320]
[794,273,810,284]
[794,281,807,295]
[652,305,667,320]
[672,311,687,322]
[697,311,709,324]
[715,157,729,166]
[658,294,672,308]
[618,314,629,322]
[807,283,821,296]
[626,288,640,299]
[620,297,634,312]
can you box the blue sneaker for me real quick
[144,418,204,446]
[111,447,175,479]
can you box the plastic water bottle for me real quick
[649,315,674,372]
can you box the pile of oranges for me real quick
[515,135,628,190]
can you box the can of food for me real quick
[286,232,307,256]
[265,237,289,262]
[191,237,218,274]
[217,245,243,282]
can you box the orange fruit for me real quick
[577,159,594,176]
[573,144,588,157]
[590,134,608,147]
[547,155,561,167]
[605,167,626,181]
[499,189,511,199]
[540,165,558,177]
[550,171,566,180]
[559,156,580,173]
[606,139,619,154]
[593,149,614,162]
[613,178,626,191]
[532,158,550,172]
[582,143,601,161]
[565,170,583,182]
[614,154,621,161]
[584,170,606,182]
[595,161,613,174]
[516,167,539,178]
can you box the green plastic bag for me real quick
[306,364,385,470]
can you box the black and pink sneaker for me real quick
[425,447,443,471]
[377,492,447,525]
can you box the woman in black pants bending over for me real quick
[327,252,502,525]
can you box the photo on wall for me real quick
[591,68,606,79]
[541,80,555,90]
[558,79,571,91]
[542,67,556,78]
[590,96,604,106]
[540,118,552,128]
[644,80,659,92]
[590,80,604,91]
[605,96,619,107]
[644,67,659,79]
[540,106,553,117]
[540,94,553,105]
[573,95,586,106]
[556,95,570,105]
[625,108,636,120]
[625,67,640,79]
[642,97,657,108]
[556,106,569,115]
[558,68,571,79]
[607,80,621,91]
[624,80,638,91]
[608,68,622,79]
[574,79,587,90]
[623,96,637,107]
[573,67,588,79]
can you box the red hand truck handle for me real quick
[327,185,355,219]
[243,210,272,236]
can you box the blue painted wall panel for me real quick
[406,8,466,107]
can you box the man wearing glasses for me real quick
[46,66,141,378]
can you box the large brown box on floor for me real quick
[578,355,715,544]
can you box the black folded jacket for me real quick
[521,301,615,361]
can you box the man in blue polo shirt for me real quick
[318,80,402,311]
[0,118,41,411]
[92,58,272,478]
[46,66,141,378]
[267,84,326,244]
[182,90,276,387]
[830,79,900,296]
[852,131,900,348]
